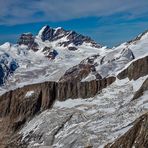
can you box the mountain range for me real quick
[0,25,147,148]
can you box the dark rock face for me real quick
[42,46,51,53]
[68,47,78,51]
[18,33,34,47]
[0,82,57,120]
[60,31,101,48]
[42,47,58,59]
[133,78,148,100]
[17,33,39,51]
[0,82,57,147]
[39,25,101,48]
[105,112,148,148]
[0,76,116,120]
[40,26,55,41]
[117,55,148,80]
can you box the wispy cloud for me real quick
[0,0,148,25]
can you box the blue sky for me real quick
[0,0,148,47]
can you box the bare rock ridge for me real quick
[59,54,102,82]
[105,112,148,148]
[58,76,115,100]
[0,76,115,122]
[117,55,148,80]
[133,77,148,100]
[0,82,57,119]
[17,33,38,51]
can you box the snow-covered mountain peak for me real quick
[113,30,148,59]
[0,42,11,49]
[128,30,148,44]
[36,25,101,49]
[38,25,48,37]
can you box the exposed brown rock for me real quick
[59,54,102,83]
[0,76,116,127]
[117,55,148,80]
[59,64,94,82]
[58,76,116,100]
[0,82,57,147]
[18,33,34,46]
[17,33,39,51]
[105,112,148,148]
[133,77,148,100]
[0,82,57,128]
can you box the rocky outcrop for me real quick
[59,30,101,48]
[133,77,148,100]
[0,82,57,147]
[58,76,116,100]
[17,33,39,51]
[105,112,148,148]
[59,64,101,82]
[18,33,34,46]
[117,55,148,80]
[59,54,101,82]
[0,76,116,126]
[0,82,57,128]
[68,46,78,51]
[0,76,116,118]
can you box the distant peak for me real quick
[22,32,33,35]
[0,42,11,49]
[128,30,148,44]
[55,27,62,30]
[38,25,50,37]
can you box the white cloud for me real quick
[0,0,148,25]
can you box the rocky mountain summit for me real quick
[17,25,101,54]
[0,27,147,148]
[38,25,101,48]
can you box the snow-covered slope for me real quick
[16,29,148,148]
[0,28,148,95]
[19,76,148,148]
[0,42,19,85]
[113,30,148,58]
[0,26,106,94]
